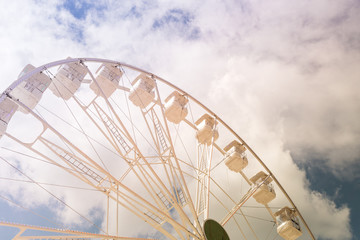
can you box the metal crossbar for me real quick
[94,103,132,154]
[152,110,168,153]
[41,138,104,183]
[144,211,164,225]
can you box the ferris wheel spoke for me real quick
[64,66,202,239]
[5,130,184,238]
[265,203,277,222]
[237,208,260,240]
[170,158,258,240]
[0,154,106,234]
[132,94,202,235]
[137,111,203,236]
[221,174,272,226]
[83,68,204,237]
[206,188,249,240]
[11,100,198,239]
[0,221,157,240]
[84,67,180,201]
[207,175,261,240]
[154,82,206,235]
[80,100,201,237]
[195,137,216,220]
[207,185,261,240]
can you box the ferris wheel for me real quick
[0,58,315,240]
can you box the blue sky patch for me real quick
[63,0,92,19]
[57,0,108,42]
[53,14,85,43]
[126,6,143,19]
[62,0,106,20]
[153,9,192,29]
[297,158,360,240]
[152,9,201,40]
[68,23,85,43]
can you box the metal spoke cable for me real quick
[0,156,106,234]
[0,177,101,192]
[120,66,165,156]
[265,222,277,240]
[117,69,204,237]
[38,104,119,157]
[242,205,282,210]
[187,98,196,125]
[82,63,120,172]
[118,66,160,155]
[88,64,118,129]
[235,212,275,223]
[1,146,108,181]
[175,158,204,175]
[271,231,280,240]
[1,146,74,171]
[66,97,111,174]
[118,66,196,173]
[42,69,89,159]
[120,67,138,146]
[109,97,159,156]
[172,123,196,174]
[33,106,81,164]
[44,68,110,173]
[210,156,226,171]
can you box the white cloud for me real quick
[0,0,358,239]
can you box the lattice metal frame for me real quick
[0,58,315,240]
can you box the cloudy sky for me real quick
[0,0,359,239]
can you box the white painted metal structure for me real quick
[0,58,315,240]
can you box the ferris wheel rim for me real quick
[0,57,315,240]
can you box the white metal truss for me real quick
[0,58,315,240]
[0,222,155,240]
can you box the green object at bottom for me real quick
[203,219,230,240]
